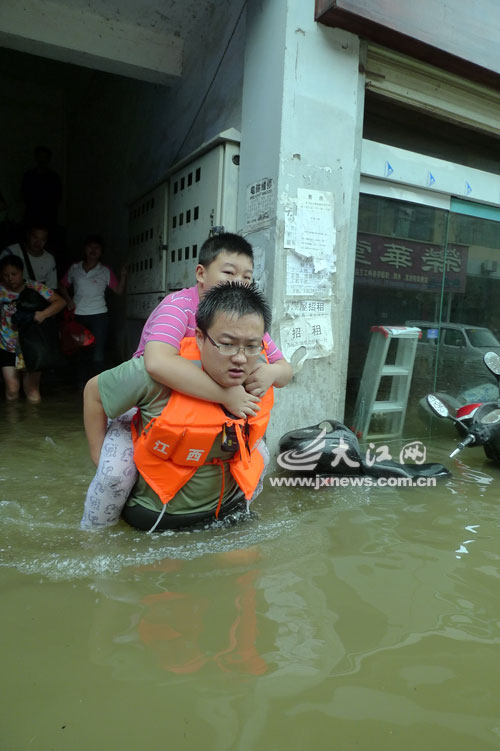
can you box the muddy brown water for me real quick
[2,389,500,750]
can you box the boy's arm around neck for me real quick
[144,340,261,418]
[244,357,293,397]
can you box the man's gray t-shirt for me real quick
[98,357,240,515]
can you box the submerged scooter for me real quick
[426,351,500,462]
[278,419,450,480]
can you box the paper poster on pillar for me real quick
[295,189,336,273]
[280,300,333,361]
[286,252,332,297]
[251,243,268,294]
[283,198,296,249]
[245,178,275,231]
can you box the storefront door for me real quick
[346,191,500,436]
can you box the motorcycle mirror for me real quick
[484,351,500,377]
[426,394,450,418]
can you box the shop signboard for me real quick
[354,232,468,292]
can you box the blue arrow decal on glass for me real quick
[427,172,436,186]
[384,161,394,177]
[465,181,472,195]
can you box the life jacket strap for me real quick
[210,458,225,519]
[234,423,250,469]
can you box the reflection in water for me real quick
[443,458,496,559]
[455,523,479,559]
[3,394,500,749]
[90,555,268,678]
[448,458,496,491]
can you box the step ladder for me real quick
[352,325,421,440]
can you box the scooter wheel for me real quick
[483,444,500,463]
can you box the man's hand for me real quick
[222,385,261,418]
[244,362,278,397]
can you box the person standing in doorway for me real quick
[1,224,58,290]
[21,146,62,229]
[59,235,127,387]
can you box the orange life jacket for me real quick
[133,337,274,515]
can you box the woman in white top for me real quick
[60,235,126,385]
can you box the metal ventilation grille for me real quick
[167,139,240,290]
[127,182,168,319]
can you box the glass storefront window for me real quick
[346,194,500,438]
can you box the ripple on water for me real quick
[5,445,498,583]
[0,498,299,581]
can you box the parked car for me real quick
[405,320,500,392]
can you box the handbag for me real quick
[12,286,65,371]
[60,309,95,356]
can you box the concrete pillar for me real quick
[238,0,365,456]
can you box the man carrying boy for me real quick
[83,282,274,532]
[81,232,291,529]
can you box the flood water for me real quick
[2,388,500,750]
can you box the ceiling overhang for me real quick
[0,0,183,84]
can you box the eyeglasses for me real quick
[204,331,264,357]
